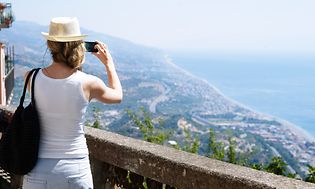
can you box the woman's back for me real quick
[23,17,122,189]
[35,69,91,158]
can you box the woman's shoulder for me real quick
[24,68,41,91]
[23,68,40,82]
[24,68,36,79]
[77,70,103,83]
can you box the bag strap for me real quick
[19,68,41,106]
[30,68,40,105]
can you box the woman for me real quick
[22,17,122,189]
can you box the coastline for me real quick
[163,54,315,143]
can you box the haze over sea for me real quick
[169,52,315,137]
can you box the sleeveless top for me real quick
[34,69,96,158]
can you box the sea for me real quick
[169,52,315,138]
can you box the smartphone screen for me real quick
[84,41,98,52]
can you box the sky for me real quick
[7,0,315,53]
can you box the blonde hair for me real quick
[47,40,85,69]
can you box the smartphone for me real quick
[84,41,98,52]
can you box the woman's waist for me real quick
[39,135,88,158]
[40,133,87,146]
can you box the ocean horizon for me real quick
[168,52,315,138]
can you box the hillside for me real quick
[1,21,314,177]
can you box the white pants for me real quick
[23,156,93,189]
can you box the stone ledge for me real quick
[0,106,314,189]
[85,127,315,189]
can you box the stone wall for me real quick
[85,127,315,189]
[0,107,314,189]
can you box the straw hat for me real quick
[41,17,87,42]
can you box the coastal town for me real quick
[83,52,315,177]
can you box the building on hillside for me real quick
[0,2,14,106]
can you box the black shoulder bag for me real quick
[0,68,41,175]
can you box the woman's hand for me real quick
[92,40,113,67]
[89,41,123,104]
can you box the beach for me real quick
[164,54,315,143]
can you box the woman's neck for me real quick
[43,62,77,79]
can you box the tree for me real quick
[128,108,201,154]
[265,157,287,176]
[92,106,101,129]
[251,163,263,170]
[287,172,297,179]
[127,107,172,145]
[92,119,100,129]
[228,137,236,164]
[305,165,315,183]
[208,128,225,160]
[85,106,101,128]
[182,128,200,154]
[191,137,200,154]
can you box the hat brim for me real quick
[41,32,87,42]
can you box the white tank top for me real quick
[34,69,94,158]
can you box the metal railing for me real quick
[4,46,14,104]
